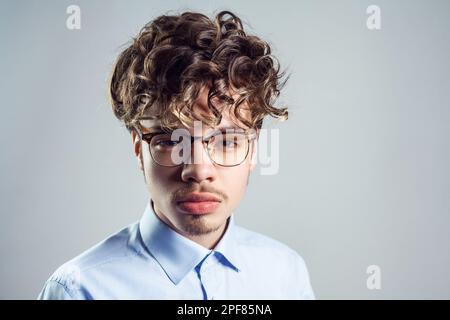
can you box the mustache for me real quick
[171,184,228,203]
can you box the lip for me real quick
[176,192,222,215]
[177,192,222,203]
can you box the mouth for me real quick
[176,192,222,215]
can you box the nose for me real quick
[180,138,216,183]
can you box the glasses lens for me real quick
[147,131,251,167]
[208,132,249,166]
[149,133,184,166]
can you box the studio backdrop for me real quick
[1,0,449,299]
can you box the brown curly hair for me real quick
[109,10,288,133]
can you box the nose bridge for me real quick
[190,136,210,164]
[181,136,216,183]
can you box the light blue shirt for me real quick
[38,200,315,300]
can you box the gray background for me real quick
[1,0,449,299]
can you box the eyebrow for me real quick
[147,125,164,131]
[215,125,245,131]
[139,125,167,134]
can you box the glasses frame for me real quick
[133,121,257,167]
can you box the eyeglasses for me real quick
[134,125,257,167]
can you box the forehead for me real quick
[137,87,252,133]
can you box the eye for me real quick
[223,139,238,148]
[150,133,181,149]
[214,133,246,150]
[155,138,179,147]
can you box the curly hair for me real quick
[109,10,288,133]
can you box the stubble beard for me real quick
[180,214,224,236]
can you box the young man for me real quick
[38,10,315,300]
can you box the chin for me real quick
[177,212,228,236]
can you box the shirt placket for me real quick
[195,253,221,300]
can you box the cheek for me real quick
[142,151,174,193]
[220,164,251,203]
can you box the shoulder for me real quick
[232,224,315,299]
[38,221,141,299]
[58,221,141,273]
[233,224,302,260]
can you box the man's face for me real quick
[131,88,258,238]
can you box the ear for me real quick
[131,130,144,171]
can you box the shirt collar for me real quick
[138,199,240,285]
